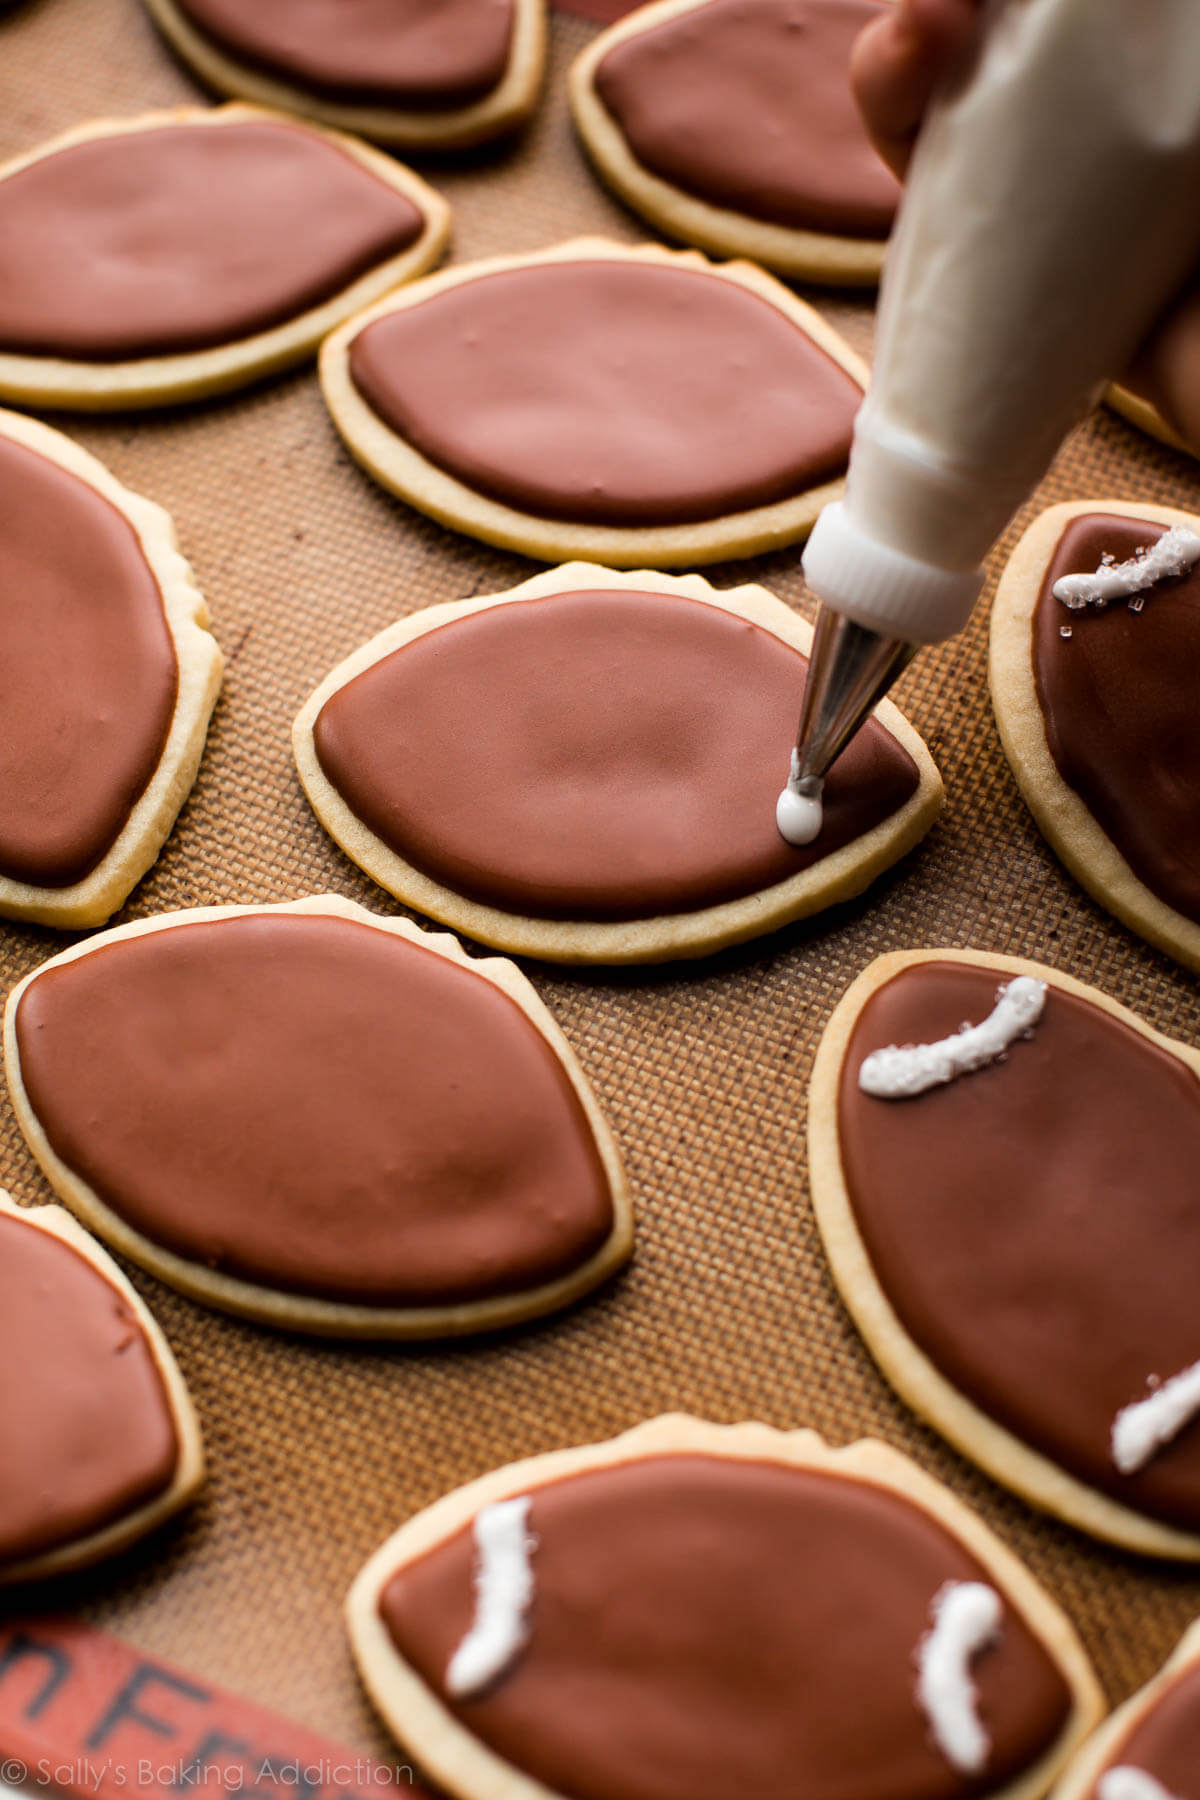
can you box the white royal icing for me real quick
[858,976,1046,1099]
[775,750,824,846]
[1099,1768,1183,1800]
[445,1495,536,1698]
[1112,1359,1200,1475]
[916,1581,1004,1776]
[1053,525,1200,610]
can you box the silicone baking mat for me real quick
[2,0,1199,1772]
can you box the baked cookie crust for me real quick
[141,0,546,151]
[1107,381,1196,459]
[0,1190,204,1586]
[569,0,893,285]
[346,1412,1102,1800]
[808,946,1200,1559]
[989,498,1200,972]
[0,105,450,409]
[293,563,942,964]
[4,894,633,1339]
[1049,1618,1200,1800]
[0,408,223,928]
[319,237,869,568]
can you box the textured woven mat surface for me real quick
[3,0,1200,1770]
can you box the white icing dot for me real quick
[915,1581,1003,1776]
[1112,1358,1200,1475]
[776,750,824,846]
[858,976,1046,1099]
[1099,1768,1183,1800]
[445,1496,536,1699]
[776,783,823,845]
[1053,525,1200,610]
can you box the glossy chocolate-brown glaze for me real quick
[347,261,861,525]
[595,0,898,236]
[380,1453,1072,1800]
[839,961,1200,1532]
[0,435,176,888]
[15,912,614,1306]
[0,121,424,360]
[174,0,515,109]
[564,0,642,18]
[0,1210,177,1565]
[313,590,919,919]
[1033,513,1200,925]
[1088,1659,1200,1797]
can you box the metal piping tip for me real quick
[792,605,918,784]
[776,605,918,847]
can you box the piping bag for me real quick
[777,0,1200,847]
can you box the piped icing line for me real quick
[858,976,1046,1099]
[445,1495,536,1698]
[1112,1358,1200,1475]
[915,1580,1003,1776]
[1053,525,1200,610]
[775,750,824,846]
[1098,1769,1183,1800]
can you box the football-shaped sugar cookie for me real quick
[1051,1619,1200,1800]
[571,0,899,282]
[810,948,1200,1556]
[294,565,941,962]
[5,897,630,1337]
[0,409,221,926]
[990,501,1200,970]
[0,1193,203,1584]
[347,1415,1100,1800]
[0,105,449,407]
[142,0,546,150]
[320,238,867,566]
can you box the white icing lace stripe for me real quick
[445,1496,536,1698]
[1099,1768,1182,1800]
[1112,1359,1200,1475]
[1053,524,1200,609]
[916,1582,1003,1775]
[858,977,1046,1099]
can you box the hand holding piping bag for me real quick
[777,0,1200,845]
[856,0,1200,457]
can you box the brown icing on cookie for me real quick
[0,121,425,360]
[838,961,1200,1532]
[347,261,861,526]
[312,590,919,919]
[14,912,614,1306]
[594,0,899,237]
[174,0,515,108]
[1033,513,1200,926]
[561,0,642,18]
[0,434,176,888]
[379,1453,1071,1800]
[1089,1661,1200,1796]
[0,1210,177,1566]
